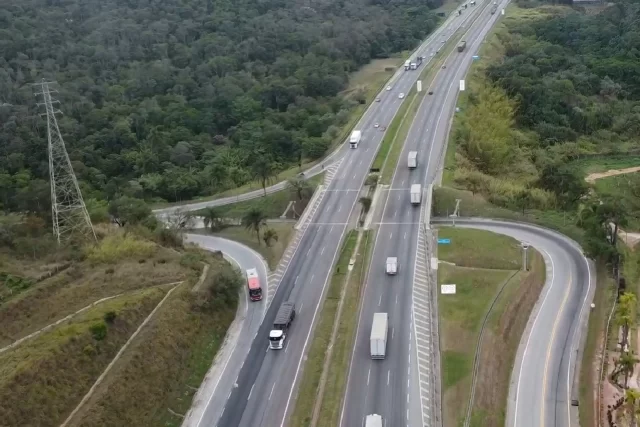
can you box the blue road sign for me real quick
[438,238,451,244]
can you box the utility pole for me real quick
[33,80,96,244]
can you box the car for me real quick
[442,65,446,69]
[374,123,379,128]
[428,90,434,95]
[399,93,405,99]
[386,86,392,91]
[375,97,381,102]
[380,126,386,131]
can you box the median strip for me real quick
[289,229,373,427]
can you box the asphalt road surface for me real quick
[181,234,268,427]
[208,11,476,427]
[431,218,594,427]
[340,1,510,426]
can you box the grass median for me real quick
[289,229,372,427]
[436,227,545,427]
[373,27,464,184]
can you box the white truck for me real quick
[370,313,388,359]
[386,257,397,275]
[407,151,418,169]
[410,183,422,205]
[404,60,411,71]
[269,302,296,350]
[365,414,383,427]
[410,62,417,70]
[349,130,362,149]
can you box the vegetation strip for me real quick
[288,230,361,427]
[315,230,374,426]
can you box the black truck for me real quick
[269,302,296,350]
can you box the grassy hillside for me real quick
[0,223,241,427]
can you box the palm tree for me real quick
[626,388,640,427]
[287,177,312,201]
[618,293,637,352]
[242,207,267,245]
[252,156,279,197]
[202,207,223,231]
[619,351,640,388]
[263,228,278,247]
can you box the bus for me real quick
[246,268,262,301]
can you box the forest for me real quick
[453,0,640,211]
[0,0,441,215]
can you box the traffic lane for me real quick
[216,220,329,427]
[432,219,590,427]
[255,224,348,427]
[238,225,345,427]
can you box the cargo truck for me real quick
[457,40,467,52]
[404,60,410,71]
[269,302,296,350]
[410,184,422,205]
[349,130,361,149]
[407,151,418,169]
[370,313,388,359]
[386,257,397,275]
[365,414,383,427]
[410,62,417,70]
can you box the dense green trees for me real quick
[0,0,441,215]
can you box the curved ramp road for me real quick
[152,12,463,218]
[206,11,476,427]
[181,234,268,427]
[340,1,510,426]
[431,218,595,427]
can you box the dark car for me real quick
[428,90,434,95]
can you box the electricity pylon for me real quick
[33,80,96,244]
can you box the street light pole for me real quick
[449,198,461,226]
[521,243,530,271]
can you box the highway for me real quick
[431,218,595,427]
[205,10,476,427]
[340,1,509,426]
[181,235,268,427]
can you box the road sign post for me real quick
[437,238,451,244]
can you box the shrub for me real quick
[90,322,108,341]
[86,233,155,264]
[104,311,117,324]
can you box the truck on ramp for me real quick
[370,312,388,359]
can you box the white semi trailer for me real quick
[410,183,422,205]
[370,312,388,359]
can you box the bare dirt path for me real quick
[584,166,640,183]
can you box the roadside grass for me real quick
[375,27,464,183]
[289,230,360,427]
[579,261,616,427]
[436,226,545,427]
[73,255,239,427]
[437,227,521,270]
[0,287,166,427]
[432,187,585,244]
[316,230,374,427]
[203,174,323,220]
[209,222,296,270]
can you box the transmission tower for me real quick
[33,80,96,244]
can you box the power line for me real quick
[33,79,96,244]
